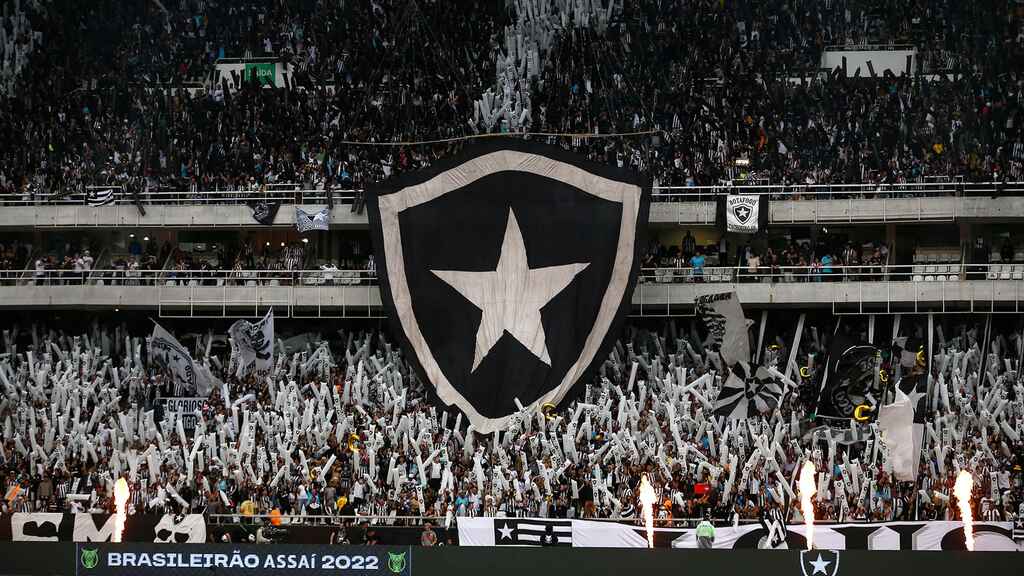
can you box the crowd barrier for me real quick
[2,181,1022,207]
[6,263,1024,288]
[0,541,1017,576]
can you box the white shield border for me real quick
[799,550,840,576]
[377,149,643,433]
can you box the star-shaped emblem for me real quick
[498,522,514,540]
[432,209,589,372]
[735,206,750,219]
[809,554,831,575]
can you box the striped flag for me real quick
[493,518,572,546]
[86,188,115,207]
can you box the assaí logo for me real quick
[387,552,406,574]
[81,548,100,569]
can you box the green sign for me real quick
[243,63,276,86]
[387,552,407,574]
[81,548,99,569]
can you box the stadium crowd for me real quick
[0,314,1021,531]
[1,0,1023,204]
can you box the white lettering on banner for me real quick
[458,518,1023,551]
[156,398,205,432]
[10,512,65,541]
[72,514,116,542]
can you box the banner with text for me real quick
[459,517,1021,551]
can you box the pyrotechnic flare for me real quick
[953,470,974,551]
[638,474,657,548]
[798,460,817,550]
[113,477,130,543]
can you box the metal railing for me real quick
[5,263,1024,289]
[0,186,360,207]
[3,180,1022,207]
[638,262,1023,284]
[1,268,378,287]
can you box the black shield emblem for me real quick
[731,202,752,224]
[369,140,649,432]
[800,550,840,576]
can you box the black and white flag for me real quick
[696,292,751,367]
[720,194,767,233]
[493,519,572,546]
[295,207,330,232]
[149,322,219,397]
[816,334,884,422]
[368,140,650,433]
[228,309,274,379]
[713,361,784,420]
[251,201,281,225]
[85,188,115,207]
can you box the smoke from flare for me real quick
[638,474,657,549]
[953,470,974,551]
[113,477,130,543]
[798,460,817,550]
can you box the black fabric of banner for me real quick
[815,333,883,421]
[368,138,650,431]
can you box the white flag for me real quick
[877,389,917,481]
[229,309,274,379]
[150,322,219,396]
[725,194,760,233]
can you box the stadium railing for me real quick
[2,181,1021,206]
[3,264,1023,288]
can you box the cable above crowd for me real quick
[1,315,1021,530]
[1,0,1023,203]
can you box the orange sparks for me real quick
[798,460,817,550]
[113,477,130,543]
[953,470,974,551]
[638,474,657,549]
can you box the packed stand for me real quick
[642,232,890,283]
[1,1,1023,204]
[0,314,1021,530]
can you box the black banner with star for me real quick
[367,139,650,433]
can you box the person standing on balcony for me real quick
[973,235,990,279]
[690,249,706,282]
[682,230,696,261]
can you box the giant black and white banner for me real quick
[2,513,206,543]
[368,140,650,433]
[229,309,274,379]
[149,322,219,397]
[723,194,764,233]
[457,518,1021,551]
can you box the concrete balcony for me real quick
[3,266,1021,317]
[2,182,1021,230]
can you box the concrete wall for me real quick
[3,280,1019,315]
[5,197,1020,230]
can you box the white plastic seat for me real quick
[924,275,935,282]
[166,280,176,286]
[999,271,1011,280]
[245,280,257,287]
[948,265,960,275]
[924,265,936,274]
[936,275,947,282]
[912,275,924,282]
